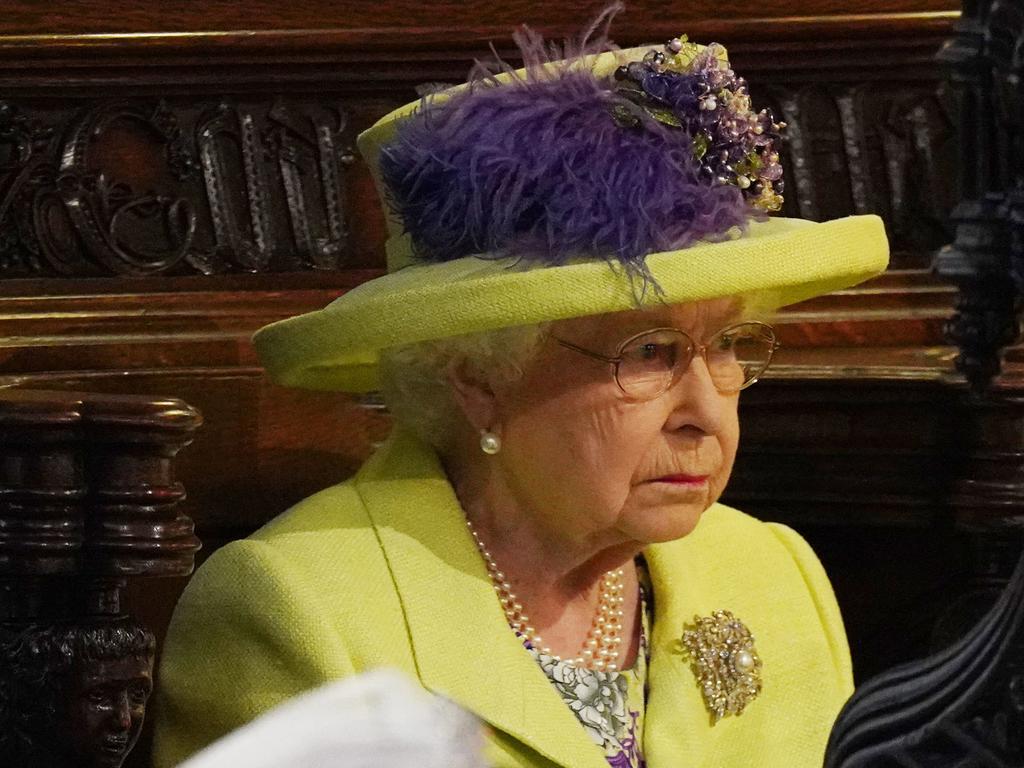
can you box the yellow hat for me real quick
[254,34,889,393]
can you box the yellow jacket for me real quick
[153,430,853,768]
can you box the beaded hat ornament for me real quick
[610,36,785,214]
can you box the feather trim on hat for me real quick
[379,4,778,284]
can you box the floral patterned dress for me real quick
[520,572,651,768]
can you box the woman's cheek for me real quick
[709,439,738,505]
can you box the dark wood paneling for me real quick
[0,1,960,36]
[0,2,959,92]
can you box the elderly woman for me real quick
[153,16,888,768]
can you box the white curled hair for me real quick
[378,323,550,454]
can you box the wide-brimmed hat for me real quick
[255,20,889,393]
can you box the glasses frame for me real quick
[554,320,781,400]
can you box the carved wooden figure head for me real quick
[2,618,155,768]
[67,644,154,767]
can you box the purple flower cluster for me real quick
[612,39,785,212]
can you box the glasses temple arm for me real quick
[554,338,620,365]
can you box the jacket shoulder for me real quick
[154,479,411,766]
[695,504,845,611]
[250,479,369,541]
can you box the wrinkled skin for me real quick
[447,298,745,657]
[500,299,741,550]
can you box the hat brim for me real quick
[254,214,889,393]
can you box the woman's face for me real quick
[492,299,743,550]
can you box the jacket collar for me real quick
[354,430,610,768]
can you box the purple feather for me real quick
[379,6,755,278]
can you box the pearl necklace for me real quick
[465,519,627,671]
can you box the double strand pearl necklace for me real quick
[466,518,627,672]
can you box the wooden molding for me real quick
[0,13,960,54]
[0,4,959,86]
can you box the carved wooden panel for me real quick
[0,89,944,278]
[759,81,957,266]
[0,84,957,278]
[0,2,961,280]
[0,99,356,278]
[2,84,950,276]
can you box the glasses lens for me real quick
[705,322,777,392]
[616,330,692,399]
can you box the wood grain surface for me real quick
[0,0,961,36]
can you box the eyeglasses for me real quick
[554,321,780,401]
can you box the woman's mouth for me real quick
[652,474,709,486]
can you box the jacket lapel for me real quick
[355,431,608,768]
[643,536,714,767]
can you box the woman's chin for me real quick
[622,501,708,545]
[617,481,714,543]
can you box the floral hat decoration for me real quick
[254,6,888,393]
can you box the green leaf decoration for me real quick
[692,132,710,159]
[735,153,762,176]
[644,107,683,128]
[610,103,642,129]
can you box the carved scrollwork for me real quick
[0,101,57,274]
[757,82,956,263]
[193,102,275,274]
[0,97,355,278]
[264,99,355,271]
[55,101,198,277]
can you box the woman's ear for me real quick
[446,359,499,433]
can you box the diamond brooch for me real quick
[681,610,763,722]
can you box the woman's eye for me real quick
[630,343,675,365]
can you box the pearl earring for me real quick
[479,429,501,455]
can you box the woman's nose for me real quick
[668,354,729,435]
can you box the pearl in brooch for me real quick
[466,518,626,671]
[733,649,755,673]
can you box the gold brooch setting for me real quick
[681,610,763,722]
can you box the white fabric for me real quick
[178,668,488,768]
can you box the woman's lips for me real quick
[652,474,709,486]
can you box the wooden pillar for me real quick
[0,390,201,768]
